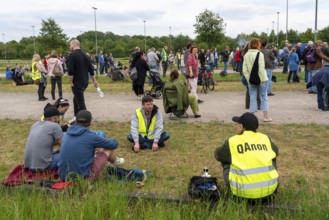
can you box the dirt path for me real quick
[1,91,328,124]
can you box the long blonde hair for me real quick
[32,54,40,62]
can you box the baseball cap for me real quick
[44,107,60,118]
[232,112,259,132]
[76,110,92,124]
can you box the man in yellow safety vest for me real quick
[214,112,279,202]
[128,96,170,153]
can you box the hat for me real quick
[232,112,259,132]
[59,98,69,106]
[308,40,314,45]
[316,40,323,45]
[44,107,60,118]
[76,110,92,124]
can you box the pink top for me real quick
[47,58,63,77]
[186,53,199,78]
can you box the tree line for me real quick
[1,10,329,60]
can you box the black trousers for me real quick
[71,85,87,115]
[162,61,168,76]
[38,82,46,99]
[50,76,63,100]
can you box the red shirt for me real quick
[235,51,241,62]
[43,59,48,67]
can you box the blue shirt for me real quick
[58,125,118,180]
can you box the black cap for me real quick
[44,107,60,118]
[76,110,92,124]
[232,112,259,132]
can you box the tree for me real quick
[287,29,300,44]
[300,28,314,43]
[318,26,329,43]
[193,9,226,48]
[39,18,68,54]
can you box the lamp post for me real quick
[272,21,275,46]
[169,26,172,52]
[315,0,318,42]
[277,12,280,47]
[92,7,98,75]
[32,25,36,54]
[286,0,288,42]
[143,20,146,52]
[2,34,6,60]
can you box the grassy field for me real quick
[0,119,329,219]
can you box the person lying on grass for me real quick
[127,95,170,153]
[58,110,124,182]
[24,107,63,171]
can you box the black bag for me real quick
[188,176,220,201]
[106,166,149,182]
[129,67,138,81]
[249,52,261,85]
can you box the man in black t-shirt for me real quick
[68,39,99,116]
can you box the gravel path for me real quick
[1,91,328,124]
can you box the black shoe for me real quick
[39,98,47,101]
[194,114,201,118]
[158,142,165,147]
[42,97,49,100]
[268,93,275,96]
[197,99,204,104]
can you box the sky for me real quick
[1,0,328,43]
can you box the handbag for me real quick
[129,67,138,81]
[34,79,40,85]
[249,52,261,86]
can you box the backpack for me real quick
[188,176,220,201]
[306,46,317,63]
[106,166,149,182]
[53,61,64,77]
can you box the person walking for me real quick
[131,52,150,99]
[47,50,64,100]
[67,39,98,116]
[260,40,276,96]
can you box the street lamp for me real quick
[143,20,146,52]
[31,25,36,54]
[169,26,172,51]
[286,0,288,42]
[92,7,98,75]
[272,21,275,46]
[2,34,6,60]
[315,0,318,41]
[277,12,280,47]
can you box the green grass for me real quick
[0,119,329,219]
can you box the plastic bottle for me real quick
[96,87,104,98]
[202,167,211,177]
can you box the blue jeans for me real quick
[47,153,60,170]
[223,61,228,74]
[307,70,319,93]
[127,132,170,149]
[248,82,268,112]
[266,69,273,94]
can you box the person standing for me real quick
[67,39,98,116]
[214,48,219,69]
[176,49,181,69]
[147,47,159,70]
[302,41,313,83]
[260,40,276,96]
[198,49,206,68]
[32,54,48,101]
[221,46,230,75]
[287,47,300,83]
[243,38,272,122]
[214,112,279,202]
[98,51,105,75]
[235,47,241,73]
[187,46,203,103]
[131,52,150,99]
[282,43,290,73]
[161,46,168,77]
[47,50,64,100]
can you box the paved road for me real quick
[1,91,328,124]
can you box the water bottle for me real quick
[202,167,211,177]
[96,87,104,98]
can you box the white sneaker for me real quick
[114,157,125,165]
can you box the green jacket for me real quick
[163,80,189,115]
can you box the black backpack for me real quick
[188,176,220,201]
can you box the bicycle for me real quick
[201,66,215,93]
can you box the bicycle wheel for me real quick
[203,76,209,94]
[208,78,215,91]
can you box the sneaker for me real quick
[114,157,125,165]
[268,93,275,96]
[264,118,273,122]
[194,114,201,118]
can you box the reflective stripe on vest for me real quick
[228,131,279,199]
[136,109,156,140]
[31,61,41,80]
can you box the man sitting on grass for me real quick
[58,110,124,181]
[214,112,279,203]
[24,107,63,171]
[127,96,170,153]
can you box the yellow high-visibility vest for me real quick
[31,61,41,80]
[136,109,156,139]
[228,131,279,199]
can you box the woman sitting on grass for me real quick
[42,98,70,131]
[164,70,201,118]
